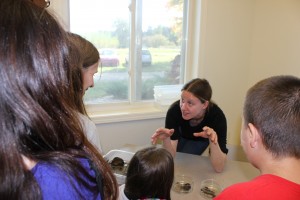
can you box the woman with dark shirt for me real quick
[152,78,228,172]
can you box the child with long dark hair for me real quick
[0,0,117,199]
[119,146,174,200]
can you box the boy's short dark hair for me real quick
[243,75,300,158]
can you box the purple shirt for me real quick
[32,158,101,200]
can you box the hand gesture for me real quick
[151,128,174,144]
[193,126,218,144]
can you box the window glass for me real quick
[70,0,185,104]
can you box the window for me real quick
[69,0,187,105]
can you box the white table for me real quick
[119,144,260,199]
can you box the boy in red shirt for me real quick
[215,75,300,200]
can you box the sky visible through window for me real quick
[70,0,176,33]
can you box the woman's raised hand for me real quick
[193,126,218,144]
[151,128,174,144]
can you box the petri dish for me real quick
[200,179,222,199]
[172,174,194,193]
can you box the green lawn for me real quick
[101,48,180,73]
[84,48,180,103]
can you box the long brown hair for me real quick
[67,32,100,69]
[67,32,100,115]
[0,0,117,199]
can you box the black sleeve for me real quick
[207,105,228,154]
[165,101,181,140]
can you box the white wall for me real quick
[199,0,255,146]
[198,0,300,146]
[97,118,165,154]
[50,0,300,155]
[248,0,300,84]
[48,0,69,29]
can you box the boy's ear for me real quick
[247,123,260,148]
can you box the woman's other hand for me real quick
[193,126,218,144]
[151,128,174,144]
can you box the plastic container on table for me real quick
[104,150,135,185]
[153,84,182,111]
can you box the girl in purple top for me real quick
[0,0,117,199]
[32,158,101,200]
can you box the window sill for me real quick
[86,102,167,124]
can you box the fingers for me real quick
[151,128,164,139]
[151,128,174,143]
[151,137,157,145]
[169,129,174,135]
[193,132,205,137]
[193,126,218,144]
[155,128,174,136]
[209,132,218,144]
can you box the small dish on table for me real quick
[172,174,194,194]
[200,178,222,199]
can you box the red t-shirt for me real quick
[214,174,300,200]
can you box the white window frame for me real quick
[50,0,205,124]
